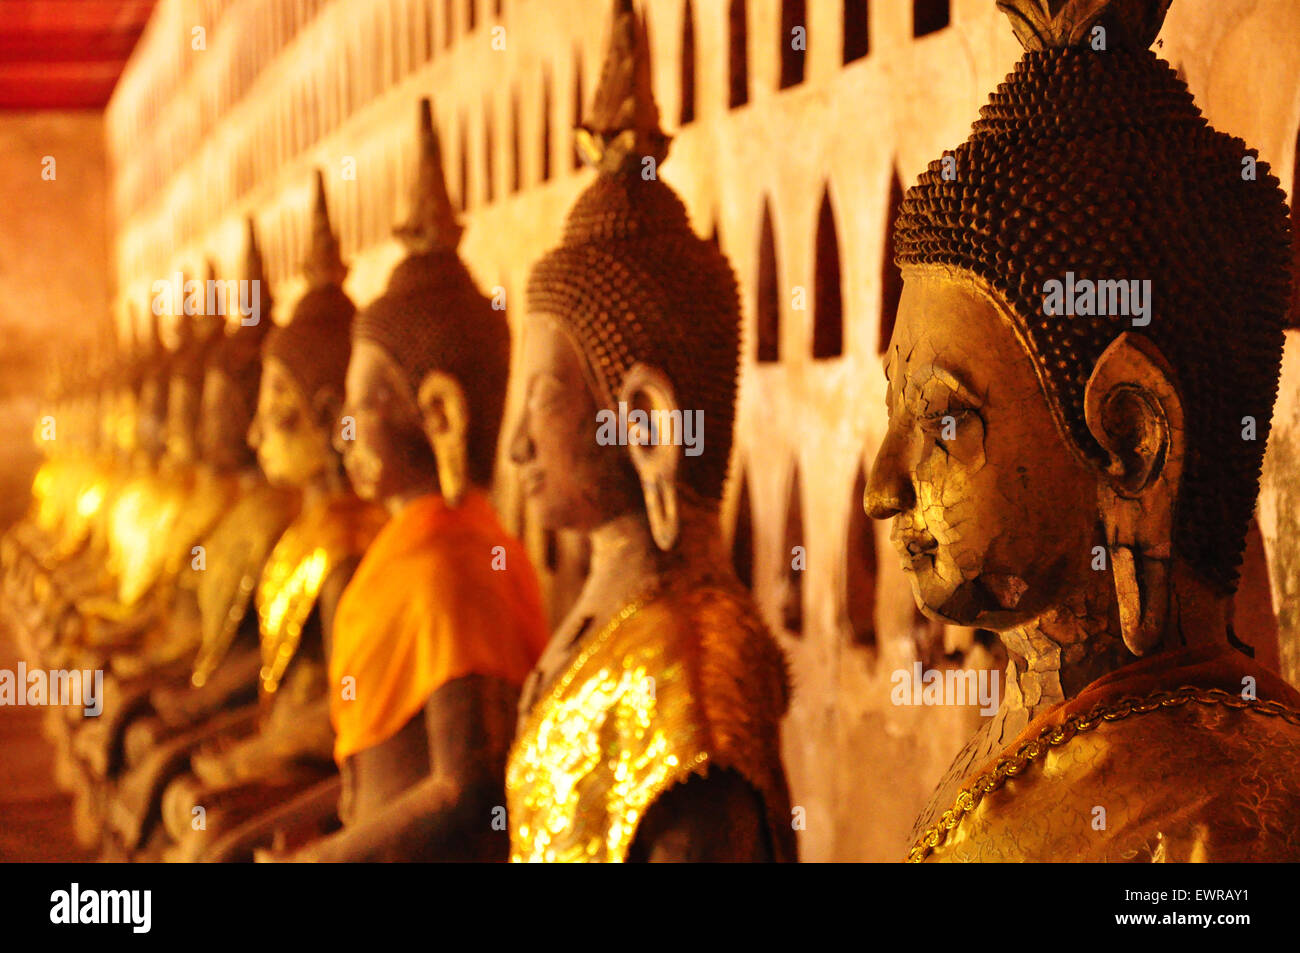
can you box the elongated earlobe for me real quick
[1084,333,1185,656]
[621,363,682,552]
[418,372,470,507]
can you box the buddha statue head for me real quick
[342,98,509,511]
[509,0,740,554]
[865,0,1291,659]
[250,170,355,490]
[199,223,273,473]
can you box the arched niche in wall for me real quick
[732,464,755,589]
[484,103,496,204]
[541,70,553,183]
[729,0,749,108]
[510,92,522,194]
[1236,517,1281,671]
[467,0,477,33]
[391,2,404,83]
[779,464,806,635]
[680,0,697,126]
[845,460,877,649]
[913,0,949,37]
[343,43,355,116]
[422,0,434,62]
[813,184,844,358]
[757,199,780,362]
[572,49,585,171]
[779,0,806,90]
[912,605,948,671]
[458,112,470,211]
[879,168,904,354]
[844,0,869,64]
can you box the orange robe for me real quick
[328,490,548,763]
[911,644,1300,862]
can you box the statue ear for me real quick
[417,371,470,506]
[1083,333,1182,496]
[619,363,681,552]
[310,386,344,437]
[1083,332,1185,656]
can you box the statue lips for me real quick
[894,528,938,572]
[519,469,545,497]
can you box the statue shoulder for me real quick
[257,494,387,692]
[607,580,795,857]
[921,685,1300,862]
[642,581,792,739]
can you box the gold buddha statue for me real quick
[504,0,796,863]
[865,0,1300,862]
[27,319,168,662]
[70,288,225,657]
[158,171,387,863]
[29,314,182,847]
[1,355,86,643]
[270,98,548,863]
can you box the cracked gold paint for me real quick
[506,580,794,863]
[255,494,387,694]
[910,651,1300,861]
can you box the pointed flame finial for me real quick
[304,169,348,287]
[394,98,463,254]
[245,216,273,311]
[577,0,669,175]
[996,0,1172,51]
[196,259,225,341]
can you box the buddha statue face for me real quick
[510,312,641,533]
[867,270,1105,629]
[249,357,336,488]
[198,365,256,472]
[340,339,437,504]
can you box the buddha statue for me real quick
[70,293,213,651]
[272,98,548,863]
[158,171,387,862]
[31,317,178,847]
[101,232,307,857]
[33,320,163,635]
[504,0,796,863]
[1,356,77,626]
[865,0,1300,862]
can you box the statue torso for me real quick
[506,576,796,862]
[912,646,1300,862]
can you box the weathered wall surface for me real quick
[105,0,1300,861]
[0,112,111,531]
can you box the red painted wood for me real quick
[0,0,156,110]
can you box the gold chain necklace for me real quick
[908,685,1300,863]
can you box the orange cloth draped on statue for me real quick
[912,644,1300,862]
[328,490,548,764]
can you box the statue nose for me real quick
[865,430,914,520]
[508,414,535,465]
